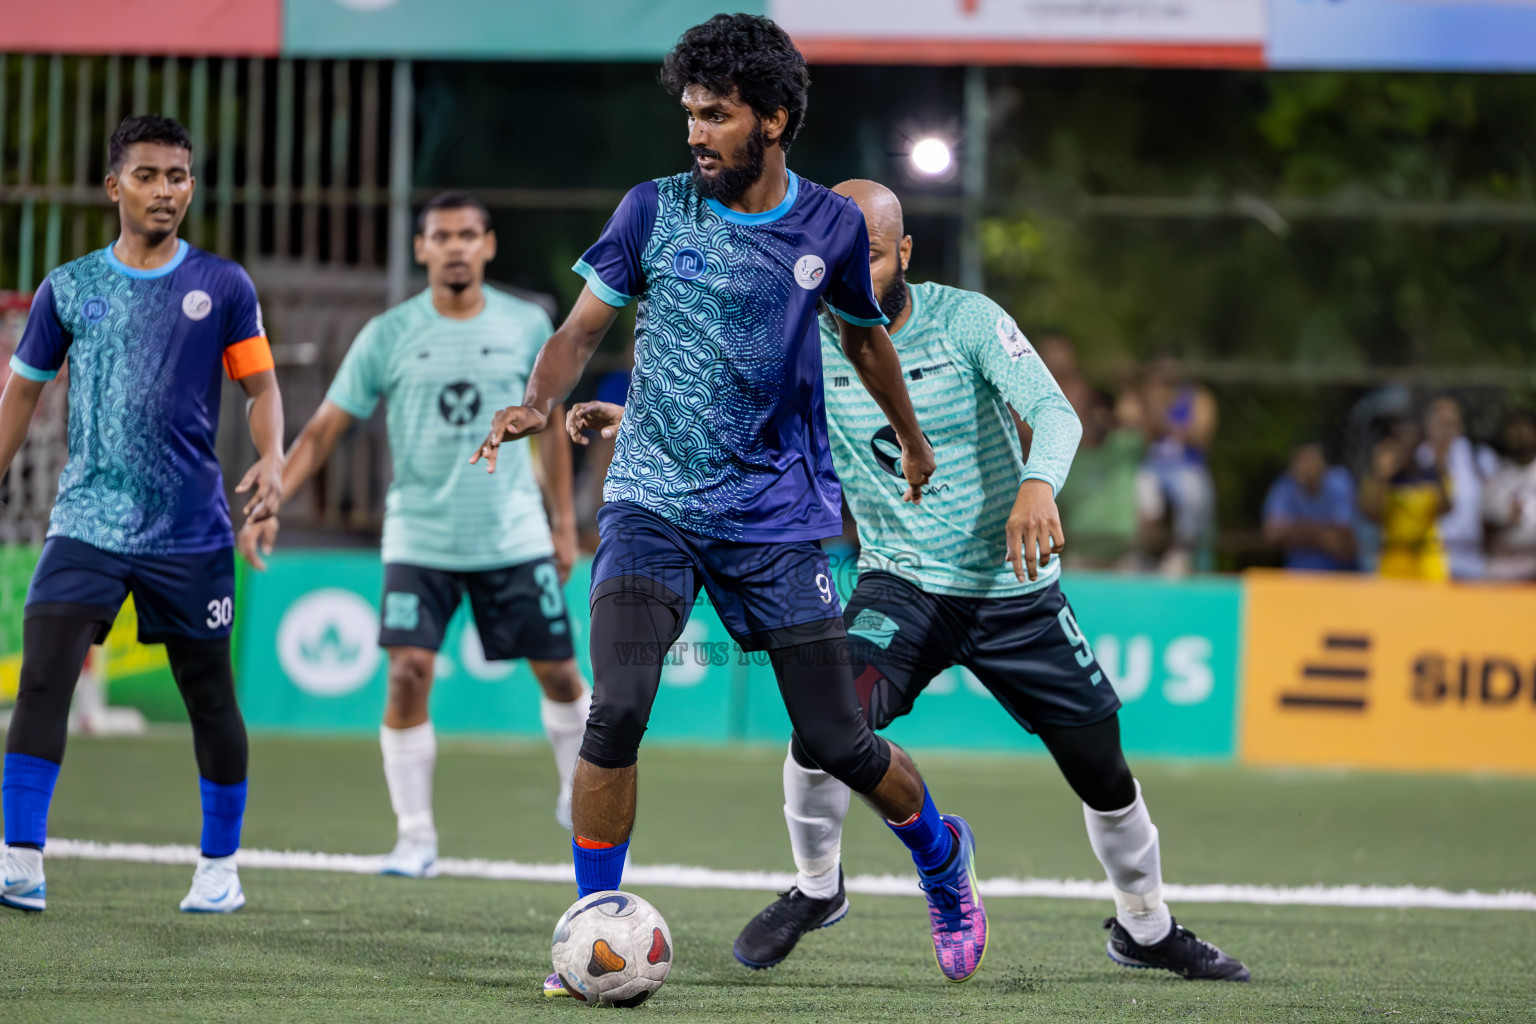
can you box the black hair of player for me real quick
[415,191,493,235]
[108,115,193,174]
[660,13,811,153]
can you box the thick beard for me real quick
[445,279,471,295]
[690,123,766,204]
[878,261,909,323]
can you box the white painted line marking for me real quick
[42,838,1536,912]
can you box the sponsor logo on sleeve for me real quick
[996,315,1032,361]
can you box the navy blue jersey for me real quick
[11,241,274,555]
[574,171,886,543]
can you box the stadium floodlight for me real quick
[909,137,953,177]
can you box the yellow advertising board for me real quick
[1241,571,1536,773]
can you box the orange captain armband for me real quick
[223,335,275,380]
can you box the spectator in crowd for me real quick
[1262,441,1357,571]
[1058,388,1145,571]
[1417,396,1497,580]
[1359,419,1451,581]
[1139,357,1218,575]
[1482,410,1536,582]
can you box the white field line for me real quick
[45,838,1536,912]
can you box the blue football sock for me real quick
[887,786,955,876]
[572,836,629,898]
[3,753,61,848]
[199,778,247,859]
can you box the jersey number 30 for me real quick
[206,596,234,630]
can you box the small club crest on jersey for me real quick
[673,247,706,280]
[794,254,826,290]
[182,290,214,321]
[996,315,1032,361]
[81,296,110,324]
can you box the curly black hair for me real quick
[661,14,810,151]
[108,115,192,173]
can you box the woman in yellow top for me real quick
[1359,426,1452,581]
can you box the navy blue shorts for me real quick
[378,558,576,662]
[590,502,844,652]
[25,536,237,644]
[845,571,1121,734]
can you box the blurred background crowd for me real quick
[2,59,1535,584]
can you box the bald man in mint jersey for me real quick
[477,15,990,992]
[735,180,1251,982]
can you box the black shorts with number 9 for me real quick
[845,571,1121,735]
[378,556,575,662]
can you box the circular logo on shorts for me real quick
[81,296,110,324]
[794,254,826,290]
[438,381,482,426]
[277,589,380,697]
[182,289,213,321]
[673,247,707,280]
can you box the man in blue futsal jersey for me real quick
[0,116,285,914]
[574,182,1251,984]
[475,15,989,994]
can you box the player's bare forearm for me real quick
[237,370,287,521]
[0,374,46,481]
[241,369,285,459]
[524,287,622,418]
[474,286,620,471]
[538,403,579,581]
[838,319,934,500]
[281,401,356,498]
[838,321,922,442]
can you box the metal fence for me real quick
[0,54,420,540]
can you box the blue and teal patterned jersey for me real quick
[574,171,886,542]
[11,241,272,555]
[822,282,1082,597]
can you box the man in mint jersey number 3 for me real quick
[240,192,592,879]
[476,15,993,994]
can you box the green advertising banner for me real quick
[237,551,740,742]
[284,0,765,59]
[238,552,1240,759]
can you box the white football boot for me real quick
[380,832,439,878]
[179,853,246,913]
[0,846,46,912]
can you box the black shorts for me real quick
[26,536,236,644]
[378,557,575,662]
[589,501,844,653]
[845,571,1121,734]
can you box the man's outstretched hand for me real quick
[1006,479,1065,582]
[566,401,625,445]
[471,405,550,473]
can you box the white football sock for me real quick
[1084,779,1173,946]
[541,685,591,830]
[783,745,851,900]
[380,722,437,842]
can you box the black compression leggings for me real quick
[1036,714,1137,812]
[7,615,246,784]
[582,591,891,793]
